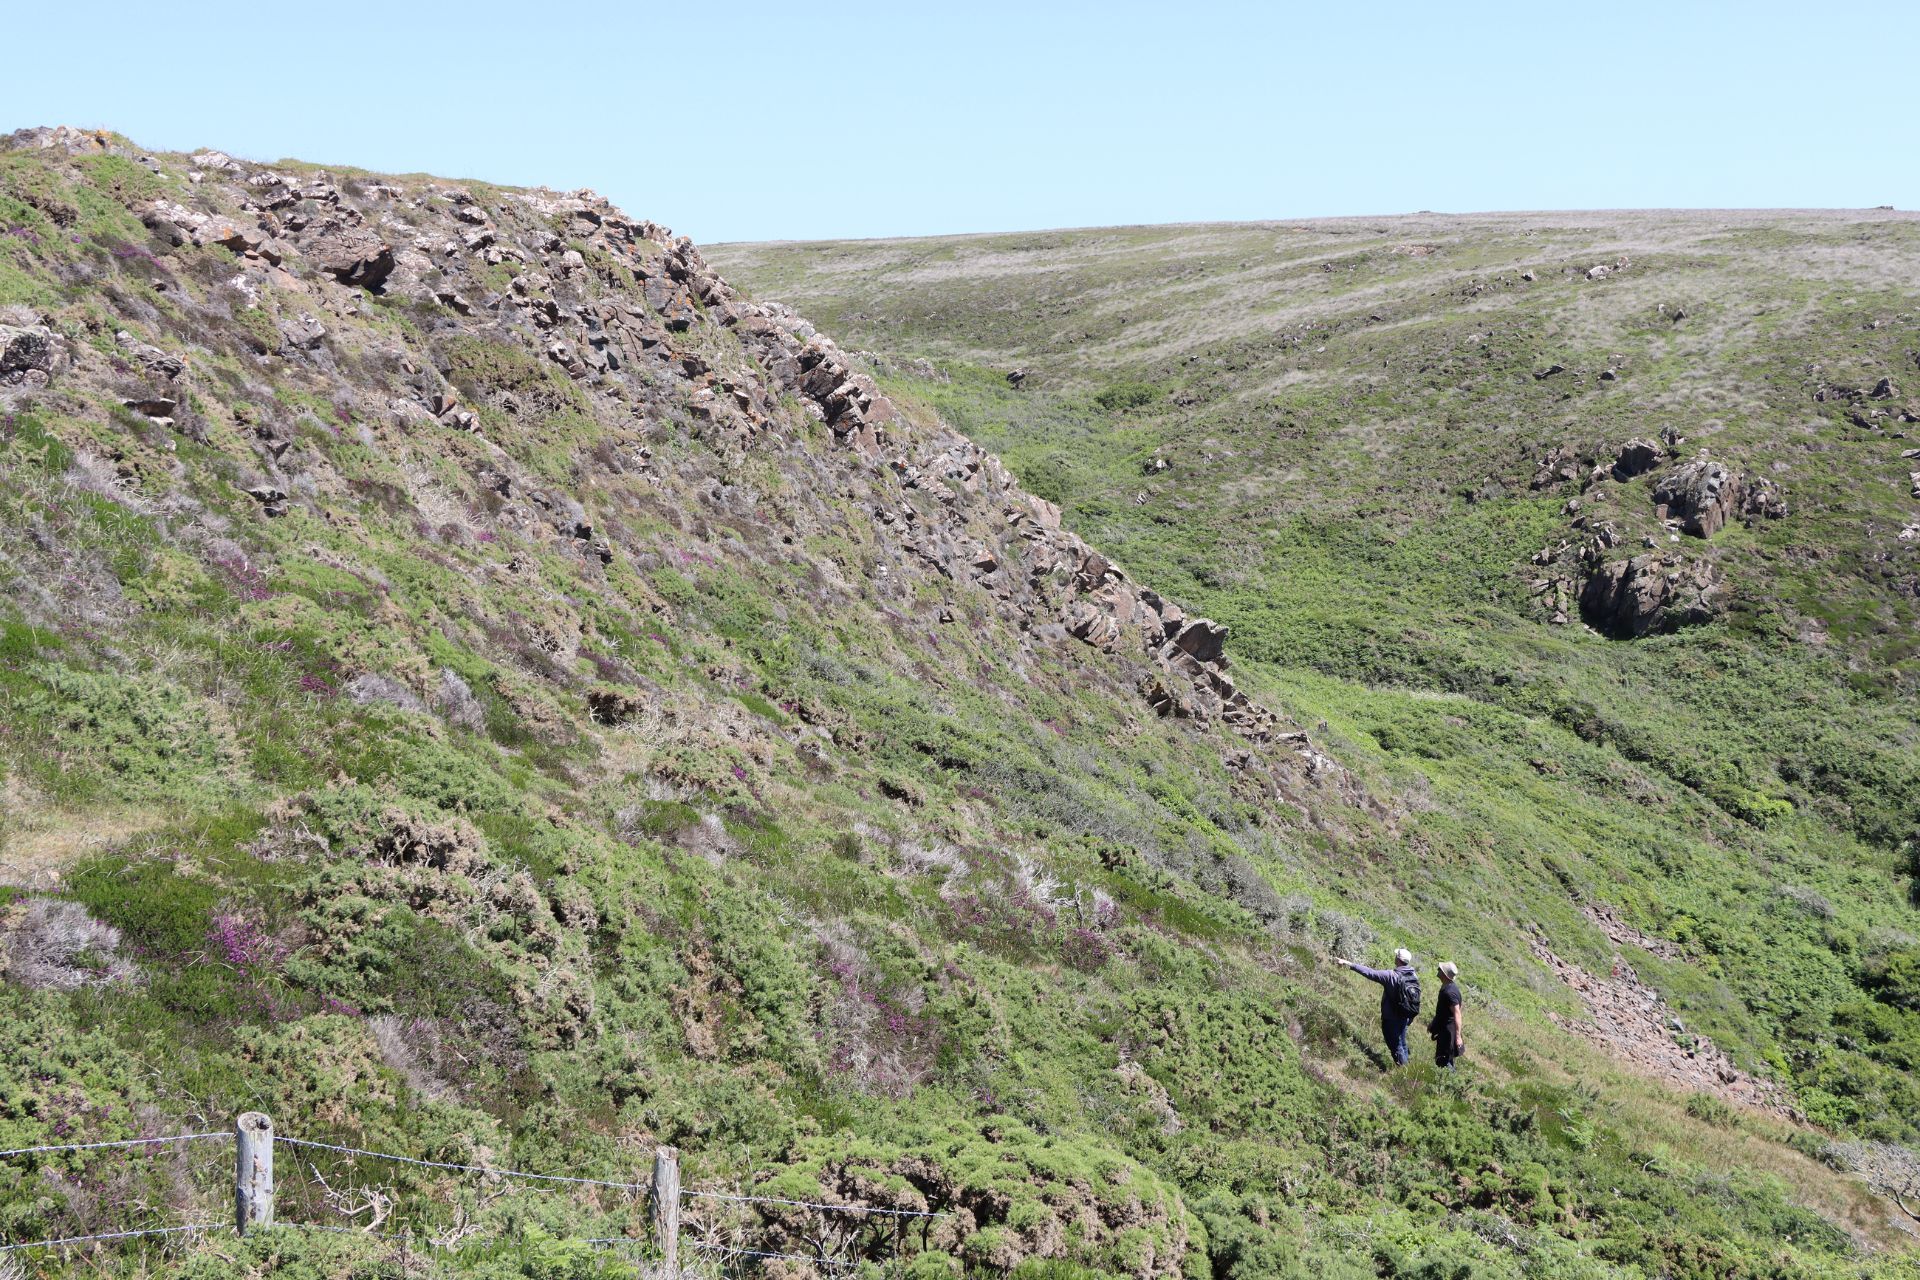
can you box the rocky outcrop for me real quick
[115,329,184,380]
[3,128,1350,819]
[1653,457,1742,537]
[729,305,898,454]
[1530,440,1783,636]
[1530,929,1792,1118]
[300,223,396,292]
[1740,478,1788,522]
[1579,553,1725,637]
[713,292,1288,748]
[1530,445,1580,490]
[0,321,60,390]
[1610,438,1664,481]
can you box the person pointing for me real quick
[1334,947,1421,1067]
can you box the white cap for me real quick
[1394,947,1412,965]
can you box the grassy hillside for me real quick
[719,216,1920,1245]
[0,126,1913,1280]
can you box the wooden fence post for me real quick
[651,1145,680,1275]
[234,1111,274,1235]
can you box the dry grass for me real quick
[0,776,168,890]
[711,208,1920,391]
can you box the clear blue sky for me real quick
[4,0,1912,244]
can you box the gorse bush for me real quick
[1093,382,1160,412]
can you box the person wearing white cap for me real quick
[1333,947,1421,1066]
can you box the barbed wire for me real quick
[692,1240,859,1269]
[0,1132,231,1160]
[277,1135,648,1193]
[0,1223,223,1253]
[684,1188,947,1218]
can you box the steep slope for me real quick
[710,213,1920,1123]
[0,128,1911,1279]
[713,220,1920,1231]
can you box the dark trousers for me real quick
[1382,1017,1410,1066]
[1434,1037,1460,1069]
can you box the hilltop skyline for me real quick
[4,0,1916,243]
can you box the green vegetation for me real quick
[0,138,1913,1278]
[713,213,1920,1270]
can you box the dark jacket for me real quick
[1351,962,1420,1026]
[1429,981,1462,1041]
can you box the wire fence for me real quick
[0,1132,231,1160]
[683,1189,944,1219]
[0,1121,946,1273]
[0,1224,224,1255]
[277,1135,651,1193]
[693,1242,860,1271]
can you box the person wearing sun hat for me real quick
[1429,960,1464,1068]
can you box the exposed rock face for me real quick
[1531,445,1580,490]
[301,223,396,292]
[115,329,183,380]
[1740,478,1788,523]
[10,125,113,154]
[731,310,899,454]
[1530,924,1792,1118]
[1531,442,1780,633]
[0,322,59,389]
[1579,553,1725,637]
[1653,457,1743,537]
[278,312,328,352]
[716,291,1284,745]
[122,396,176,420]
[1580,556,1665,637]
[1610,438,1663,481]
[3,126,1360,834]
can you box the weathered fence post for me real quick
[651,1145,680,1275]
[234,1111,274,1235]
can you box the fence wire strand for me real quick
[0,1132,231,1160]
[693,1240,859,1269]
[277,1135,648,1193]
[684,1188,947,1218]
[0,1223,223,1253]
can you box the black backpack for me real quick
[1394,970,1422,1017]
